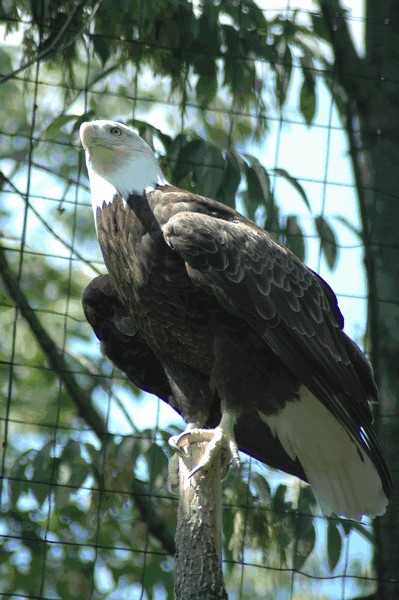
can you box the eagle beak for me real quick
[80,121,97,150]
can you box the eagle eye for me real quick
[110,126,122,137]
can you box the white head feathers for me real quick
[80,120,169,210]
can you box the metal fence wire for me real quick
[0,1,398,598]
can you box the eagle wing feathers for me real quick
[162,209,391,495]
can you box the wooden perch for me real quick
[173,432,228,600]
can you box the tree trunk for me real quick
[359,124,399,600]
[173,432,228,600]
[366,136,399,600]
[318,1,399,596]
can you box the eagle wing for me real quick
[82,274,173,402]
[162,209,391,495]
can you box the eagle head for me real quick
[80,120,168,201]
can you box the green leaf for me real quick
[30,0,48,28]
[274,167,311,211]
[45,114,82,138]
[54,484,71,510]
[0,47,13,72]
[196,70,218,106]
[243,155,271,219]
[294,514,316,570]
[297,484,317,512]
[143,438,168,480]
[9,449,35,505]
[311,12,331,42]
[71,111,96,133]
[248,155,271,204]
[31,441,59,506]
[198,2,220,55]
[220,150,243,207]
[128,118,172,150]
[300,81,316,125]
[252,473,271,502]
[20,518,44,553]
[284,215,305,262]
[244,169,261,220]
[275,40,292,108]
[315,214,338,269]
[327,521,342,571]
[117,435,138,473]
[299,53,316,125]
[264,196,280,235]
[272,484,292,519]
[171,137,225,199]
[335,215,362,239]
[343,520,374,542]
[299,76,316,125]
[92,34,110,66]
[33,441,55,482]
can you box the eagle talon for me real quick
[168,433,186,455]
[168,423,197,455]
[168,412,239,480]
[186,425,240,478]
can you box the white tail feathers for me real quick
[261,386,388,521]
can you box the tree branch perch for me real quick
[174,432,228,599]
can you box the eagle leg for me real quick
[168,411,239,480]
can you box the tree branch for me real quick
[132,478,176,556]
[317,0,361,69]
[0,0,102,85]
[315,2,380,379]
[0,244,106,435]
[317,0,365,112]
[174,433,228,599]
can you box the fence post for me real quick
[173,431,228,600]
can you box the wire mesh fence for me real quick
[0,0,398,598]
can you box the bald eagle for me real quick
[80,120,391,520]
